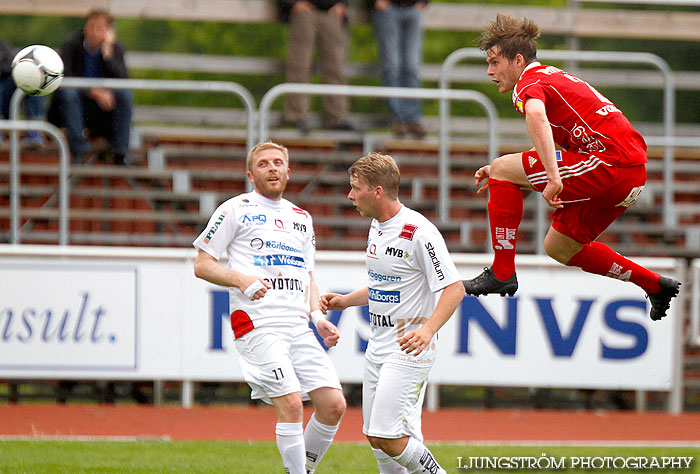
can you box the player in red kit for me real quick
[462,14,680,321]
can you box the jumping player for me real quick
[193,142,345,474]
[321,152,464,474]
[462,14,680,321]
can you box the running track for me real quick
[1,405,699,444]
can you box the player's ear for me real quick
[374,185,384,199]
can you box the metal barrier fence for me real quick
[440,49,677,255]
[259,83,499,223]
[8,77,256,245]
[0,120,70,245]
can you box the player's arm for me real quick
[320,287,369,312]
[193,249,270,300]
[524,98,563,208]
[308,271,341,347]
[399,280,465,356]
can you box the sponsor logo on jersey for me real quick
[250,238,264,250]
[570,123,606,153]
[293,207,309,217]
[616,186,644,208]
[242,199,249,203]
[242,213,266,227]
[424,242,444,281]
[385,247,409,259]
[203,210,228,243]
[274,219,285,230]
[368,269,402,282]
[293,222,307,233]
[265,240,302,254]
[555,150,562,162]
[399,224,418,241]
[263,276,304,291]
[596,104,620,116]
[367,243,378,259]
[368,288,400,304]
[369,311,395,327]
[515,97,524,114]
[253,254,306,268]
[528,155,538,168]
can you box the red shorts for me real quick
[522,150,647,244]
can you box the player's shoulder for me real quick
[219,193,259,212]
[281,198,313,220]
[396,207,440,241]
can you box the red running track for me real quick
[1,405,699,444]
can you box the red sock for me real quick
[567,241,661,294]
[487,179,523,281]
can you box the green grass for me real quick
[0,441,698,474]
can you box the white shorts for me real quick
[234,324,342,404]
[362,359,431,440]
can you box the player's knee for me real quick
[544,240,575,264]
[275,394,304,420]
[319,392,346,423]
[368,436,403,456]
[489,154,516,181]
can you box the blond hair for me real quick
[478,14,540,63]
[246,142,289,172]
[349,152,400,200]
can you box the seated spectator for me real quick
[0,38,47,148]
[280,0,360,133]
[49,8,132,165]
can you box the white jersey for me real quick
[364,205,460,366]
[193,191,315,337]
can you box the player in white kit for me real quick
[321,152,465,474]
[193,142,346,474]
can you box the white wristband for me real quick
[310,310,326,326]
[243,280,265,300]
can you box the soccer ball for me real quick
[11,45,64,97]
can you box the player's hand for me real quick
[399,326,434,356]
[474,165,491,194]
[329,2,347,18]
[89,88,116,111]
[239,275,271,301]
[374,0,390,10]
[101,27,116,59]
[292,0,314,13]
[320,293,348,312]
[542,179,564,208]
[316,319,340,347]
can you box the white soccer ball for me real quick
[11,45,64,97]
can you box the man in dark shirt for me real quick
[52,8,132,164]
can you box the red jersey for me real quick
[513,63,647,166]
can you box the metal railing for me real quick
[440,48,677,254]
[1,119,70,245]
[259,83,499,223]
[8,77,256,245]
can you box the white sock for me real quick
[275,422,305,474]
[372,447,409,474]
[393,437,446,474]
[303,413,339,473]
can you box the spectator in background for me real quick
[280,0,360,134]
[0,38,47,148]
[50,8,132,165]
[368,0,427,139]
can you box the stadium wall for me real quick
[0,245,686,407]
